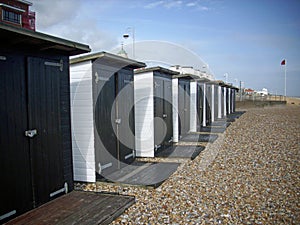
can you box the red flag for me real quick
[281,59,285,65]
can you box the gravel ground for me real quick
[76,105,300,224]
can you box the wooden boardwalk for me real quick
[155,145,205,160]
[99,161,180,188]
[5,191,135,225]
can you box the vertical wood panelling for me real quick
[134,72,154,157]
[189,81,197,132]
[70,61,96,182]
[172,78,179,142]
[0,53,32,222]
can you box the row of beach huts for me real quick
[0,23,238,222]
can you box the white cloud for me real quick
[31,0,79,29]
[144,1,164,9]
[186,2,196,7]
[30,0,118,51]
[144,0,209,11]
[164,0,183,9]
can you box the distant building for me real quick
[0,0,35,30]
[256,88,268,96]
[169,65,214,80]
[244,88,255,95]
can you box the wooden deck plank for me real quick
[98,161,180,188]
[181,133,218,143]
[155,145,205,159]
[5,191,135,225]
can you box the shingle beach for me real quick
[77,105,300,224]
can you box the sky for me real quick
[31,0,300,96]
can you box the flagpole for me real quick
[284,62,286,98]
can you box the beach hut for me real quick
[0,23,90,222]
[178,76,191,136]
[176,75,198,136]
[204,80,221,124]
[70,52,145,182]
[196,78,211,129]
[134,67,179,157]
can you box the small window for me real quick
[2,9,21,24]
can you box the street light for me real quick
[224,73,228,83]
[123,27,135,59]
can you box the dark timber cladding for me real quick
[153,69,174,152]
[70,52,146,180]
[177,75,191,136]
[0,23,90,223]
[196,78,210,130]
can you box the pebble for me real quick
[75,105,300,224]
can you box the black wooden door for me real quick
[94,67,118,174]
[178,80,190,136]
[206,84,212,124]
[0,55,66,223]
[117,70,135,166]
[27,57,65,207]
[0,54,33,222]
[154,77,164,151]
[163,79,173,145]
[154,77,173,152]
[197,83,203,130]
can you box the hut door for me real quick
[163,79,173,145]
[179,80,190,136]
[0,54,33,222]
[117,72,135,165]
[27,57,65,208]
[154,77,172,152]
[197,83,203,130]
[153,78,164,151]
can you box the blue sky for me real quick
[31,0,300,96]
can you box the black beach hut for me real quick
[0,23,90,222]
[178,76,191,136]
[70,52,146,181]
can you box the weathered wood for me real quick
[181,133,218,143]
[156,145,205,160]
[5,191,135,225]
[99,161,180,188]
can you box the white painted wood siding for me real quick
[134,72,155,157]
[70,61,96,182]
[190,81,197,132]
[172,78,179,142]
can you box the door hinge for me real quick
[0,56,7,61]
[25,129,37,138]
[49,182,68,198]
[45,59,63,71]
[0,210,16,221]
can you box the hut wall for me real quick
[172,78,179,142]
[218,85,222,119]
[190,81,197,132]
[134,71,155,157]
[70,60,96,182]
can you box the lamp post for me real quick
[224,73,228,83]
[123,27,135,59]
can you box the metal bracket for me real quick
[44,59,63,72]
[115,118,122,124]
[162,114,167,118]
[25,129,37,138]
[95,72,99,83]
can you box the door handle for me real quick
[25,129,37,138]
[162,114,167,118]
[115,118,121,124]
